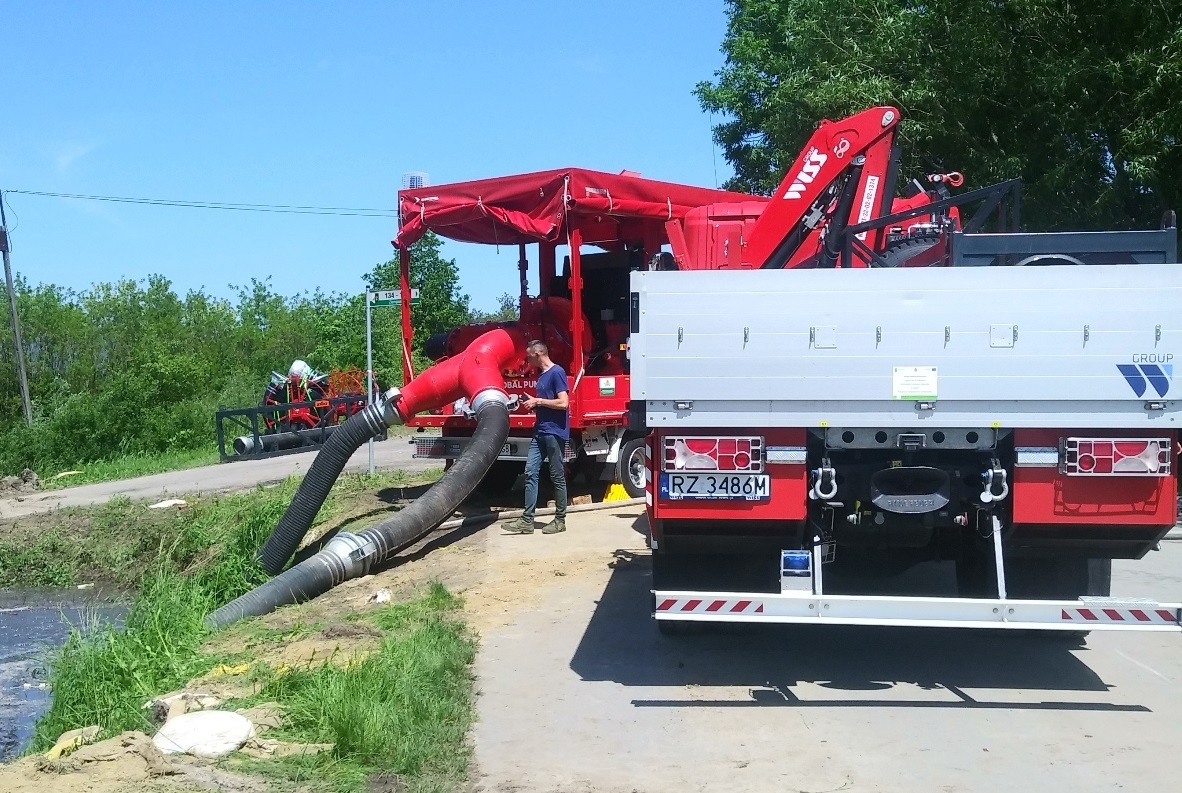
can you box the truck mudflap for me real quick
[652,516,1182,632]
[652,592,1182,632]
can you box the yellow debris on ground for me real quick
[44,725,101,760]
[205,663,251,678]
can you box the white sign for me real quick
[892,366,938,400]
[368,289,419,306]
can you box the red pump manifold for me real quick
[391,328,526,421]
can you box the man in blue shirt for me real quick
[504,340,569,535]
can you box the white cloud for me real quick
[55,142,97,172]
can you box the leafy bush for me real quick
[0,233,480,476]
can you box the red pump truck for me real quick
[392,169,759,497]
[628,106,1181,635]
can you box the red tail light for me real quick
[1062,438,1172,477]
[663,436,764,472]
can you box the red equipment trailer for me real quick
[392,168,760,495]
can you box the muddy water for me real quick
[0,588,126,761]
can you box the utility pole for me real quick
[0,191,34,426]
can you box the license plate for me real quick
[659,473,770,501]
[500,443,513,456]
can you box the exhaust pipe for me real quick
[255,328,525,576]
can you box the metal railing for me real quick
[215,394,385,462]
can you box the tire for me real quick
[1006,557,1111,600]
[616,437,646,499]
[476,460,523,495]
[874,237,942,268]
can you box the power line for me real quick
[6,189,399,217]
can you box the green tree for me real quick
[0,232,480,474]
[468,292,519,324]
[697,0,1182,231]
[365,233,472,382]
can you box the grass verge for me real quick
[36,447,222,490]
[0,467,441,589]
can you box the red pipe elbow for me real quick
[393,328,526,421]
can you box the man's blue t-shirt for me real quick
[534,364,569,440]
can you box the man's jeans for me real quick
[523,433,567,521]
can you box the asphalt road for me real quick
[0,437,435,520]
[472,507,1182,793]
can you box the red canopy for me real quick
[393,167,761,249]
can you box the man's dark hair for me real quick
[527,340,548,356]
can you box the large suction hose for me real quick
[255,328,525,576]
[256,397,400,574]
[205,395,510,629]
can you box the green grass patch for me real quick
[0,467,442,589]
[37,446,222,490]
[230,585,475,792]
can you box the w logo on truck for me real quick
[785,149,828,199]
[1118,363,1172,398]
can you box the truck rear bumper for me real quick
[652,591,1182,632]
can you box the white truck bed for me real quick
[629,264,1182,428]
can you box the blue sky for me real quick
[0,1,735,312]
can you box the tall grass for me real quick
[28,486,283,747]
[248,585,475,792]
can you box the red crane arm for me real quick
[744,106,901,269]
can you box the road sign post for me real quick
[365,289,419,475]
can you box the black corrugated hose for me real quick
[256,395,398,575]
[205,396,510,630]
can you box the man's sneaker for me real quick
[541,517,567,534]
[502,517,535,535]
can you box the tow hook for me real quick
[810,458,838,500]
[979,459,1009,504]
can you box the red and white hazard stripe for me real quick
[643,436,653,507]
[1061,606,1180,625]
[656,597,765,614]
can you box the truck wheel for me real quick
[477,460,523,494]
[616,437,647,499]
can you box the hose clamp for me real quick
[366,387,403,429]
[323,532,377,581]
[470,388,510,414]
